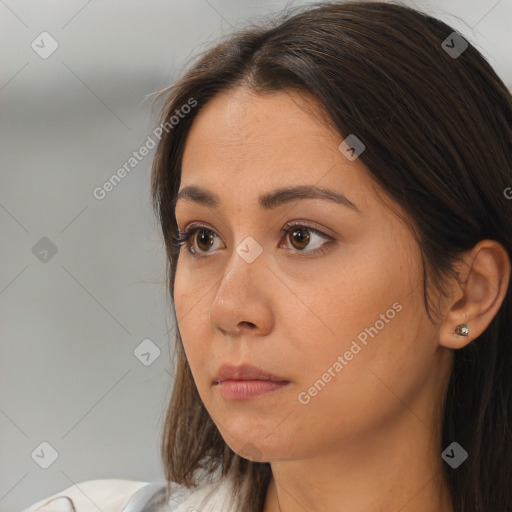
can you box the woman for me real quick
[23,1,512,511]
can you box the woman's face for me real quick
[173,87,451,461]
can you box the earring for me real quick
[454,322,469,337]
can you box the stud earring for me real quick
[454,322,469,337]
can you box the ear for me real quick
[439,239,511,349]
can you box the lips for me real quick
[212,363,289,384]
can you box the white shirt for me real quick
[21,472,241,512]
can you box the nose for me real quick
[209,248,274,338]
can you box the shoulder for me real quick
[21,479,153,512]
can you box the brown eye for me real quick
[177,222,333,259]
[195,229,215,252]
[288,227,310,250]
[280,223,334,256]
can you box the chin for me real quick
[219,425,298,462]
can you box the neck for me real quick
[263,418,453,512]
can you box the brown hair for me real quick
[150,1,512,510]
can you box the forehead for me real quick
[178,88,377,215]
[183,87,337,161]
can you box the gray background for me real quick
[1,0,511,511]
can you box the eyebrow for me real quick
[175,184,362,213]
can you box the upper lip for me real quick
[213,363,289,384]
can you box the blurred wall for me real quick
[1,1,511,510]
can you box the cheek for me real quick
[290,236,427,399]
[173,268,192,342]
[294,243,409,352]
[174,257,210,326]
[173,263,211,374]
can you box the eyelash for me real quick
[175,222,334,259]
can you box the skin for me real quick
[173,86,510,512]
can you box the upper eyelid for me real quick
[179,221,333,239]
[179,222,333,250]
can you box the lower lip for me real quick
[215,380,289,400]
